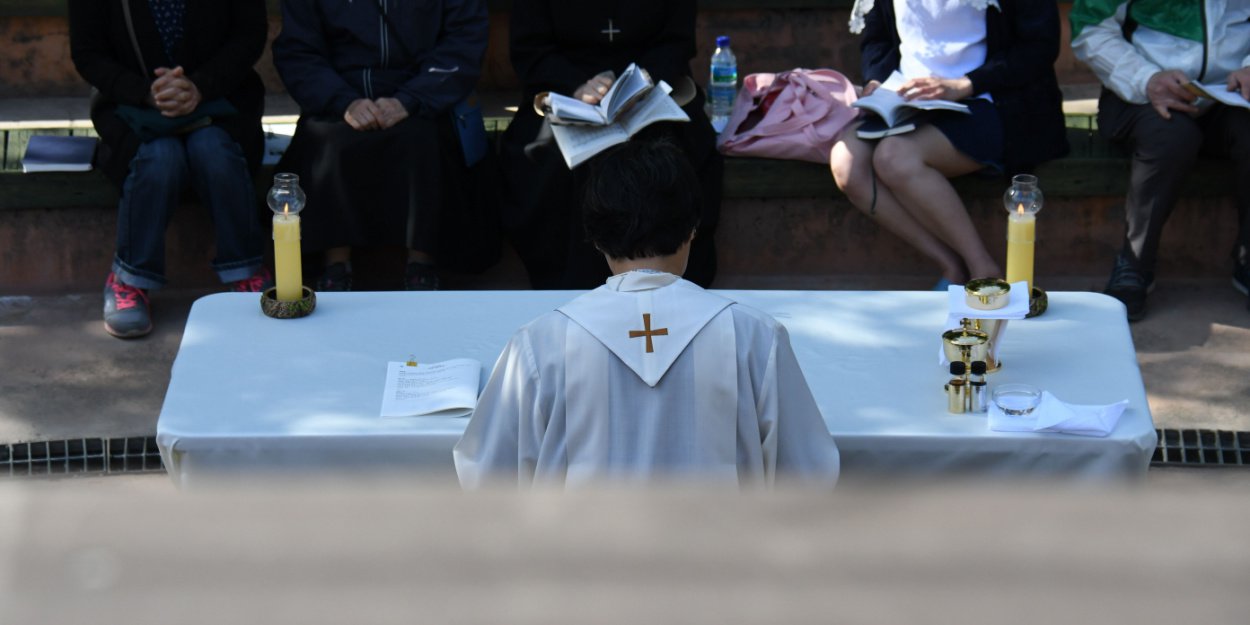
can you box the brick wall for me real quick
[0,5,1095,98]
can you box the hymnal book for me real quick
[1182,81,1250,110]
[852,71,970,129]
[21,135,97,173]
[547,62,655,127]
[550,81,690,169]
[380,358,481,418]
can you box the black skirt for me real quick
[276,115,443,254]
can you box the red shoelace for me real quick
[107,275,148,310]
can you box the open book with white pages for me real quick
[853,71,970,130]
[550,80,689,169]
[1183,80,1250,110]
[546,62,656,126]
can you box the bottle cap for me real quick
[970,361,987,375]
[716,35,731,48]
[949,361,966,375]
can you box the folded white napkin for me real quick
[988,390,1129,437]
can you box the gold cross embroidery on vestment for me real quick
[628,313,668,353]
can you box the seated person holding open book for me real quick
[832,0,1068,289]
[68,0,272,339]
[501,0,722,289]
[1071,0,1250,319]
[454,140,840,489]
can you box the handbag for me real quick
[716,69,860,164]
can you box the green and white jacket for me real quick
[1070,0,1250,104]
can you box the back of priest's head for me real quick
[582,138,702,261]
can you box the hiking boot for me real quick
[316,262,353,292]
[103,272,153,338]
[404,261,440,291]
[1103,253,1154,322]
[230,266,274,293]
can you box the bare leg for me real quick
[872,126,1001,279]
[831,131,969,282]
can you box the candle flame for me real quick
[283,202,290,216]
[1016,203,1024,216]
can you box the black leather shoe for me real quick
[1104,253,1153,322]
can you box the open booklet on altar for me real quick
[380,358,481,418]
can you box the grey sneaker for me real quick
[1104,253,1154,322]
[103,272,152,338]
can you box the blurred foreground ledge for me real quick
[1,475,1248,625]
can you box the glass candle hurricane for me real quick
[267,173,307,302]
[1003,174,1043,294]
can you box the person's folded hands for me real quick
[344,98,384,131]
[150,66,202,117]
[374,97,409,130]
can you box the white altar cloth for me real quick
[156,291,1156,487]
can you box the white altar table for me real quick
[156,291,1156,487]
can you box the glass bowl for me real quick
[992,383,1041,416]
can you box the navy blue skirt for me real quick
[925,98,1004,173]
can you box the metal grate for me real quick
[0,436,164,477]
[3,430,1246,475]
[1152,429,1250,467]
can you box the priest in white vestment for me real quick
[454,140,839,489]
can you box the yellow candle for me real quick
[273,203,303,301]
[1005,203,1035,293]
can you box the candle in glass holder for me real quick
[1003,174,1043,293]
[267,173,306,302]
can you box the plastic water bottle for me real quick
[709,35,737,133]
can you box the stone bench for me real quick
[0,112,1238,295]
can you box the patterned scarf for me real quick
[148,0,187,64]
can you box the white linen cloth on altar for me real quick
[454,271,841,489]
[156,290,1156,489]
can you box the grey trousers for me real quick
[1097,89,1250,273]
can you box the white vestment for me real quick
[453,271,840,489]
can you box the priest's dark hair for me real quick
[582,138,702,260]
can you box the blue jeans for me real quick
[112,125,263,289]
